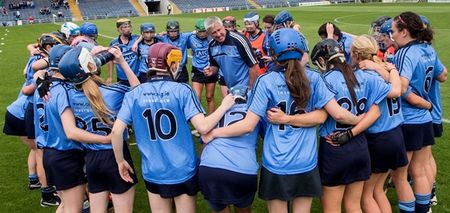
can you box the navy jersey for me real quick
[248,67,334,175]
[158,32,192,69]
[395,42,443,124]
[429,58,445,124]
[338,33,353,65]
[137,40,159,75]
[365,70,403,134]
[45,81,83,150]
[70,83,129,150]
[320,69,390,136]
[187,34,209,70]
[110,35,140,80]
[117,76,205,184]
[209,31,258,88]
[200,104,260,175]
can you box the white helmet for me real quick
[60,22,80,39]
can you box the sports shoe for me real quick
[40,196,61,207]
[427,207,433,213]
[81,200,90,213]
[430,194,438,206]
[29,180,41,190]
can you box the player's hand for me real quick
[221,94,236,110]
[36,72,52,99]
[203,66,212,76]
[201,130,215,144]
[131,42,138,53]
[106,76,113,84]
[326,23,334,39]
[262,56,272,63]
[266,108,288,125]
[326,129,353,146]
[359,60,382,71]
[117,160,134,183]
[109,46,126,65]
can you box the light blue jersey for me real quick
[138,40,159,75]
[110,35,140,80]
[209,31,258,88]
[6,83,29,120]
[117,75,205,184]
[187,34,209,70]
[159,32,192,69]
[200,104,259,175]
[320,69,390,136]
[69,83,129,150]
[395,42,443,124]
[339,33,353,65]
[365,70,403,134]
[45,81,84,150]
[248,67,334,175]
[429,58,445,124]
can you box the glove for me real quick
[36,72,52,98]
[330,129,353,145]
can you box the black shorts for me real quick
[191,66,218,84]
[144,172,199,198]
[43,148,87,191]
[401,122,434,151]
[85,147,137,194]
[117,79,130,86]
[318,134,371,186]
[25,102,35,139]
[259,166,322,201]
[218,75,226,86]
[199,166,256,211]
[3,111,27,136]
[366,126,408,173]
[175,66,189,83]
[433,123,443,138]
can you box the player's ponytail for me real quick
[329,58,359,105]
[279,59,310,109]
[79,75,112,124]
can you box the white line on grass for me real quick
[442,118,450,124]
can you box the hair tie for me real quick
[423,24,427,30]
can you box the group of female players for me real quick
[3,9,447,213]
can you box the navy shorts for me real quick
[199,166,256,211]
[24,102,35,139]
[259,166,322,201]
[318,134,371,186]
[117,79,130,86]
[401,122,434,151]
[43,148,87,191]
[144,172,199,198]
[85,147,137,194]
[175,66,189,83]
[433,123,443,138]
[191,66,218,84]
[3,111,27,136]
[366,126,408,173]
[218,75,226,86]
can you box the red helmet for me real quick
[148,43,182,74]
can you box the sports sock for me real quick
[399,200,415,213]
[41,186,54,201]
[415,193,431,213]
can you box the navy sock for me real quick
[415,193,431,213]
[28,174,38,183]
[41,186,54,201]
[399,200,415,213]
[431,182,436,198]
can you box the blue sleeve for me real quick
[181,85,205,120]
[56,87,70,116]
[403,86,413,98]
[208,46,219,67]
[117,92,133,125]
[397,53,416,81]
[434,57,444,78]
[248,77,268,117]
[368,75,390,105]
[312,75,335,109]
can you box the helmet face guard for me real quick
[311,39,345,71]
[229,85,249,104]
[58,46,97,84]
[148,43,182,80]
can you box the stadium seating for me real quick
[77,0,138,20]
[254,0,326,8]
[171,0,256,13]
[1,0,72,23]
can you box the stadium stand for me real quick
[1,0,72,23]
[254,0,327,8]
[77,0,139,20]
[171,0,256,13]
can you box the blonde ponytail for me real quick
[80,75,112,124]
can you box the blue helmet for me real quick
[244,11,259,25]
[80,22,98,36]
[380,19,393,35]
[59,46,96,84]
[274,10,293,25]
[229,85,249,103]
[269,28,306,62]
[420,15,430,27]
[60,22,80,38]
[49,44,72,70]
[140,23,155,34]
